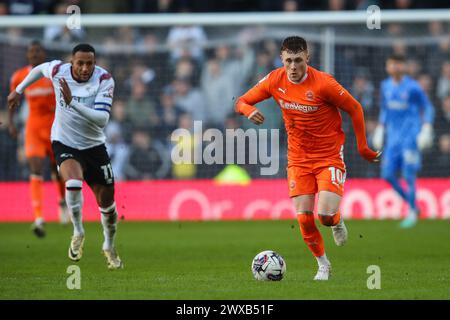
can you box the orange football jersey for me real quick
[10,65,55,127]
[236,66,376,166]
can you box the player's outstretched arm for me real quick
[7,63,48,110]
[235,75,272,126]
[236,96,265,125]
[322,75,380,162]
[415,86,435,150]
[59,78,110,128]
[342,99,381,162]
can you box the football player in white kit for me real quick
[8,44,123,270]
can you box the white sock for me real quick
[65,179,84,236]
[100,202,118,250]
[35,217,44,226]
[316,254,331,267]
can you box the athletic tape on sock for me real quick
[66,179,82,190]
[100,202,116,214]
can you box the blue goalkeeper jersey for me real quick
[379,75,435,149]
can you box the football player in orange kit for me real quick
[236,36,380,280]
[8,41,69,237]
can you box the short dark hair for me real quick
[281,36,308,53]
[72,43,96,56]
[388,54,406,62]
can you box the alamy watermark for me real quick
[366,265,381,289]
[171,121,280,176]
[66,5,81,30]
[66,265,81,290]
[366,5,381,30]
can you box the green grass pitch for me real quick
[0,220,449,299]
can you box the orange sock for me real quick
[297,212,325,257]
[30,175,43,220]
[318,211,341,226]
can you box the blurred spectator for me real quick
[109,99,134,144]
[125,128,169,180]
[0,110,20,180]
[427,39,450,78]
[406,58,422,79]
[173,57,199,85]
[394,0,413,9]
[166,24,207,63]
[105,122,129,181]
[0,1,8,14]
[417,73,434,98]
[214,43,254,97]
[261,39,282,68]
[436,134,450,177]
[7,0,42,15]
[350,70,375,115]
[328,0,347,11]
[334,47,356,88]
[136,33,170,96]
[201,58,235,128]
[155,86,184,143]
[250,50,273,85]
[435,95,450,135]
[171,113,197,179]
[172,77,206,122]
[44,2,85,42]
[126,79,158,128]
[283,0,300,12]
[437,61,450,100]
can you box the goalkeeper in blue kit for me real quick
[373,54,435,228]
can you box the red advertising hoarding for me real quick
[0,179,449,221]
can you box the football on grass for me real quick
[251,250,286,281]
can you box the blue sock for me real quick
[384,175,408,202]
[404,170,418,212]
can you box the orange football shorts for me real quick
[24,123,54,161]
[287,157,346,197]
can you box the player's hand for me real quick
[372,125,384,150]
[7,91,21,110]
[248,110,265,125]
[8,123,18,139]
[417,123,433,150]
[359,146,382,163]
[59,78,72,105]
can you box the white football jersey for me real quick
[42,60,114,149]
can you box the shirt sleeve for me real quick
[41,60,63,80]
[235,72,273,117]
[94,74,115,114]
[378,82,387,125]
[322,73,378,161]
[412,84,435,125]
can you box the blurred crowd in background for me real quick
[0,0,449,182]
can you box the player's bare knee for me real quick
[97,186,115,209]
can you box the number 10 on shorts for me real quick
[328,166,345,186]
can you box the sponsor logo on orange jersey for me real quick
[278,99,318,113]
